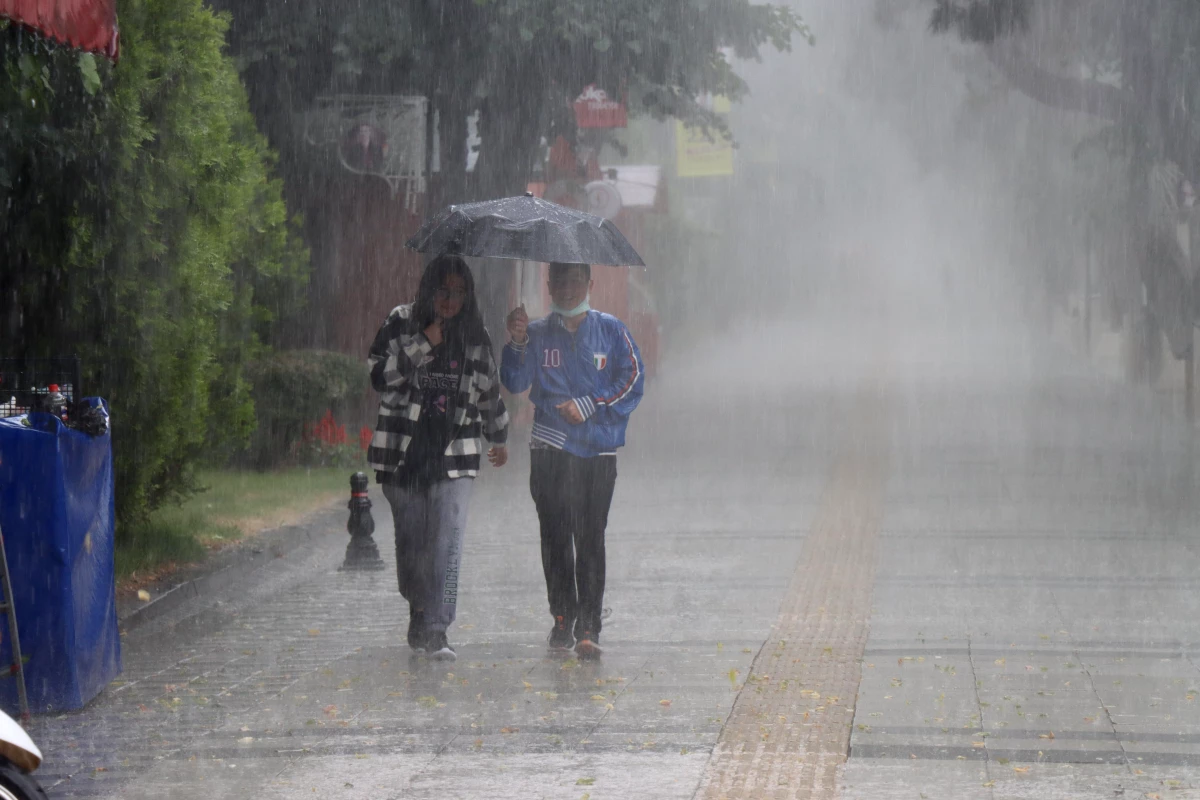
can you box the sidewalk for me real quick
[114,501,346,632]
[27,307,1200,799]
[843,322,1200,799]
[29,352,844,798]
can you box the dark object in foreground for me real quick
[69,402,110,437]
[0,357,80,421]
[405,193,645,267]
[0,525,29,721]
[340,472,385,571]
[0,401,121,714]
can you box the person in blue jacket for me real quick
[502,262,645,659]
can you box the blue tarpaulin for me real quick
[0,401,120,714]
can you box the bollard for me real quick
[339,471,386,571]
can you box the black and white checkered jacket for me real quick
[367,303,509,479]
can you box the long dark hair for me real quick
[413,255,490,349]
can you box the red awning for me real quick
[1,0,119,59]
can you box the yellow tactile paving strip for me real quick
[696,387,889,800]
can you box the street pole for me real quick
[424,95,436,219]
[1084,217,1092,358]
[340,472,385,572]
[1187,350,1195,424]
[1178,207,1194,424]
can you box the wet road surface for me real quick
[25,298,1200,799]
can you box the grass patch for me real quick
[116,467,352,582]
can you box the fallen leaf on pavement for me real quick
[577,778,595,786]
[1013,766,1030,774]
[660,699,672,706]
[137,590,151,601]
[500,726,519,734]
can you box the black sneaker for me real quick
[425,630,457,662]
[407,609,426,652]
[574,631,602,660]
[548,616,574,651]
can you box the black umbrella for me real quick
[405,193,645,267]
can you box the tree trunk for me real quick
[470,58,551,333]
[983,42,1128,121]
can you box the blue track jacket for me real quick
[501,310,645,457]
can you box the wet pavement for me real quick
[24,300,1200,799]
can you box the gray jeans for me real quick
[382,478,474,632]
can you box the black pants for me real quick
[530,448,618,637]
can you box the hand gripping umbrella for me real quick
[405,192,645,267]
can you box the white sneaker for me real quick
[425,631,457,662]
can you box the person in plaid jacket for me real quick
[367,255,509,661]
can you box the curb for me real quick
[117,502,349,633]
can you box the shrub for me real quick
[0,0,308,527]
[244,350,367,468]
[291,410,366,468]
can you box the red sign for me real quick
[0,0,119,59]
[573,84,627,129]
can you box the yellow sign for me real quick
[675,120,734,178]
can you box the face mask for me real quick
[551,296,591,317]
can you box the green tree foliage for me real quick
[928,0,1200,174]
[929,0,1029,43]
[0,0,307,526]
[929,1,1200,366]
[214,0,812,200]
[209,0,811,333]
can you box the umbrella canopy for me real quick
[405,193,645,267]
